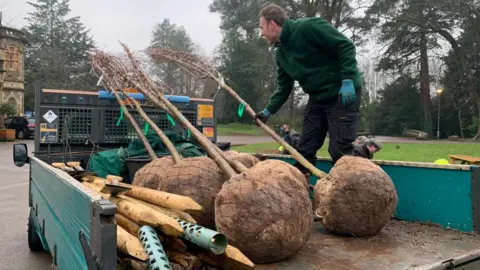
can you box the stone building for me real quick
[0,25,26,115]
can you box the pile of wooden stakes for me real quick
[53,162,254,270]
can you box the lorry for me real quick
[12,82,480,270]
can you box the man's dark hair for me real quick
[259,3,289,26]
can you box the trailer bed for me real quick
[257,219,480,270]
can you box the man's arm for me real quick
[304,19,358,81]
[264,59,295,115]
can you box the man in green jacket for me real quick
[255,4,363,173]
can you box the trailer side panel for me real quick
[30,157,116,270]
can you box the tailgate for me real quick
[29,157,117,269]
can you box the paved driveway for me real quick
[0,140,52,269]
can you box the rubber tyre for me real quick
[28,215,44,252]
[17,130,26,139]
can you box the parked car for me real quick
[4,116,34,139]
[27,118,35,137]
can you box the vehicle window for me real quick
[4,118,12,124]
[27,119,35,124]
[13,118,22,124]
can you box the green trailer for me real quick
[13,145,480,270]
[11,83,480,269]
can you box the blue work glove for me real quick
[253,109,270,125]
[339,79,356,107]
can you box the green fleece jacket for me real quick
[265,17,362,114]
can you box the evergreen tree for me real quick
[364,0,480,139]
[148,18,207,97]
[374,74,423,136]
[22,0,96,110]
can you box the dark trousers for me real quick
[294,89,361,174]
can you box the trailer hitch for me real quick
[79,231,100,270]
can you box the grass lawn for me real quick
[217,123,264,136]
[232,141,480,163]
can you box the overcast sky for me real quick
[1,0,223,55]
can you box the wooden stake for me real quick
[223,245,255,269]
[66,161,84,171]
[198,245,254,270]
[106,175,123,184]
[82,181,107,196]
[92,178,200,219]
[115,213,141,236]
[121,195,197,224]
[167,251,202,270]
[52,162,74,172]
[110,195,184,236]
[123,184,203,214]
[117,225,148,261]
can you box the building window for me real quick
[5,46,18,71]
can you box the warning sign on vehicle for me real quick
[40,123,58,143]
[43,110,57,123]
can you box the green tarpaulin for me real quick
[87,131,207,181]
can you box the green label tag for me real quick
[116,107,125,126]
[238,103,245,117]
[143,122,150,135]
[167,114,176,126]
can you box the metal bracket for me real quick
[52,244,57,266]
[29,192,32,207]
[90,199,117,270]
[79,231,100,270]
[471,167,480,234]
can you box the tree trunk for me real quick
[452,98,465,139]
[165,64,176,88]
[419,33,433,135]
[395,18,480,139]
[458,109,465,139]
[288,92,295,122]
[475,105,480,140]
[305,2,319,18]
[434,29,480,139]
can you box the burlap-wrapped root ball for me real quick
[314,156,398,237]
[223,150,309,191]
[223,150,260,168]
[215,159,313,264]
[132,156,225,228]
